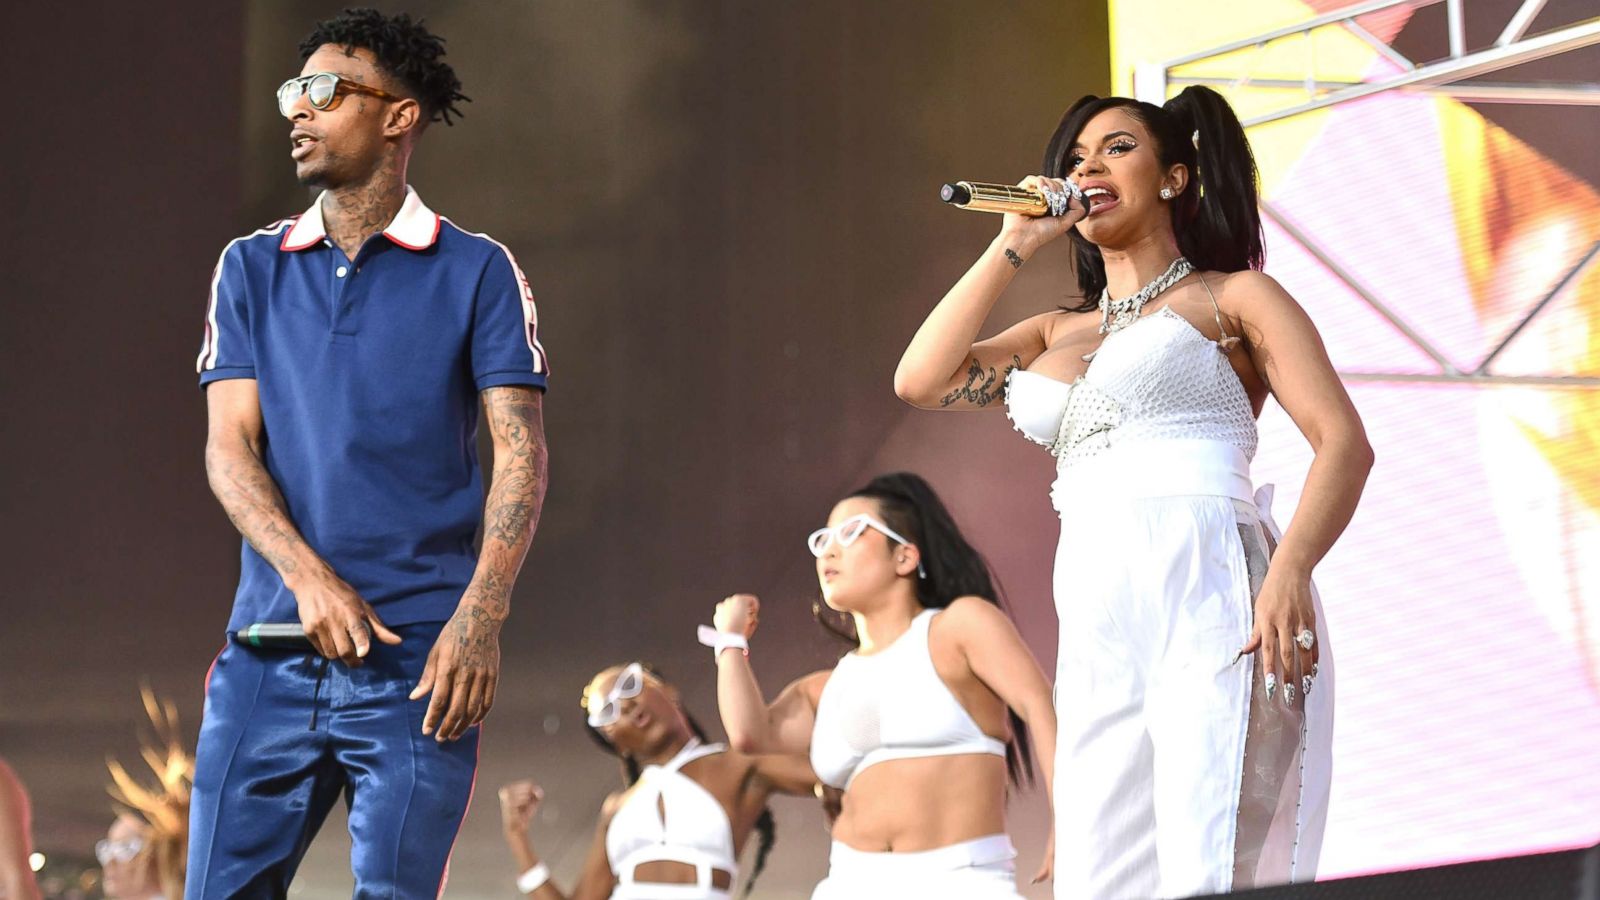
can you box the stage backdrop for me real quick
[1108,0,1600,881]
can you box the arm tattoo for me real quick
[206,428,308,578]
[465,386,549,625]
[938,354,1024,408]
[1004,248,1024,269]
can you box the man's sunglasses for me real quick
[277,72,401,117]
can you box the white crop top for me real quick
[809,609,1007,791]
[605,739,738,900]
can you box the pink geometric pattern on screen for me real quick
[1262,217,1440,373]
[1468,206,1600,378]
[1268,93,1485,372]
[1300,0,1414,44]
[1253,383,1600,876]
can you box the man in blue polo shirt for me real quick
[188,10,549,897]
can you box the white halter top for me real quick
[605,738,738,900]
[810,609,1007,791]
[1004,306,1257,466]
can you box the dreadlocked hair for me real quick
[1040,86,1264,309]
[583,664,776,897]
[299,7,470,126]
[812,472,1038,790]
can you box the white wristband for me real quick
[697,625,749,658]
[516,862,551,894]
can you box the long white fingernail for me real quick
[1264,672,1277,699]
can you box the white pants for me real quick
[1051,444,1332,900]
[810,834,1022,899]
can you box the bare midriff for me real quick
[627,861,734,889]
[831,753,1009,852]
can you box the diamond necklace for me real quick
[1098,257,1194,335]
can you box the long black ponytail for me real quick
[812,472,1038,789]
[1041,85,1264,308]
[583,668,776,897]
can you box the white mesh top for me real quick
[1004,304,1256,468]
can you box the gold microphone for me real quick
[939,180,1083,217]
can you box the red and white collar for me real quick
[280,186,441,252]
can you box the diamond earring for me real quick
[1160,187,1174,199]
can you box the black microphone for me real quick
[232,622,316,651]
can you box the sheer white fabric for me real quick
[1004,305,1332,898]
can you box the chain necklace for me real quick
[1098,257,1194,335]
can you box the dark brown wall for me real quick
[0,0,247,863]
[1,2,1104,895]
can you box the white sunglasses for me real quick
[586,662,646,728]
[96,836,146,865]
[807,513,926,578]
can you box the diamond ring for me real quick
[1043,188,1069,217]
[1295,629,1315,651]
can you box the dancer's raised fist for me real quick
[497,780,544,836]
[713,593,760,639]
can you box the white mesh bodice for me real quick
[1004,307,1257,466]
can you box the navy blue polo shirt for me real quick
[196,187,549,631]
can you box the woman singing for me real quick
[707,472,1057,899]
[894,86,1373,897]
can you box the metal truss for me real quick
[1134,0,1600,388]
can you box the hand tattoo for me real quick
[450,602,502,669]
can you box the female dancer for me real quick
[496,663,816,899]
[708,472,1057,898]
[894,86,1373,897]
